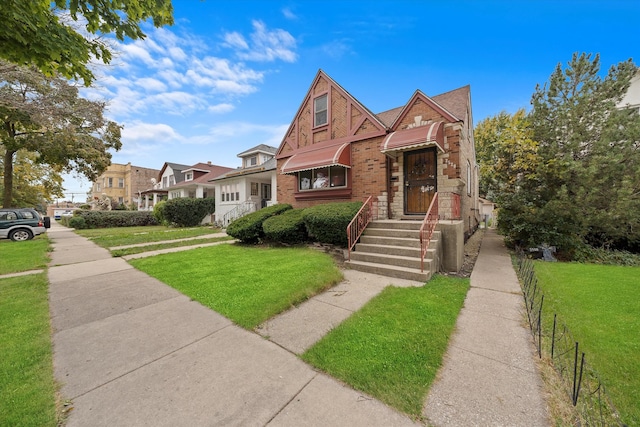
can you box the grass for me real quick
[110,235,234,257]
[0,236,51,275]
[129,244,344,329]
[534,262,640,426]
[75,225,223,248]
[0,273,58,427]
[301,275,470,418]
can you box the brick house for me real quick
[275,70,479,280]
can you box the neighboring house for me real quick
[166,162,234,200]
[617,70,640,113]
[275,70,479,280]
[479,197,496,228]
[90,163,160,208]
[210,144,278,226]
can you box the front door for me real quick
[404,148,437,215]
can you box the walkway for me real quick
[45,222,549,426]
[423,228,549,426]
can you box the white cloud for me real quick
[136,77,167,92]
[123,121,181,141]
[208,103,235,113]
[185,122,288,146]
[282,7,298,20]
[224,20,297,63]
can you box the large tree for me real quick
[477,53,640,254]
[0,0,173,85]
[0,61,121,208]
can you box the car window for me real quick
[2,212,18,220]
[22,211,35,219]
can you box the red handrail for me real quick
[347,196,373,261]
[419,193,439,272]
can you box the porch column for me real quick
[271,173,278,204]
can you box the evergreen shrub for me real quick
[262,208,308,244]
[226,204,292,243]
[162,197,216,227]
[68,216,86,229]
[303,201,363,247]
[76,211,158,228]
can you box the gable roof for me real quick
[237,144,277,158]
[158,162,191,183]
[162,162,234,188]
[210,157,277,181]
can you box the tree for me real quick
[0,148,64,209]
[0,0,173,86]
[478,53,640,254]
[0,60,121,208]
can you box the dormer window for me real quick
[248,156,257,167]
[314,94,328,127]
[185,172,193,181]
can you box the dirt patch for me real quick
[446,227,486,278]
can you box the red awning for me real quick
[280,142,351,174]
[380,121,445,153]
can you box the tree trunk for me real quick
[3,149,15,208]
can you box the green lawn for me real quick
[110,235,234,257]
[0,274,58,427]
[129,244,344,328]
[302,275,470,418]
[75,225,223,248]
[0,237,51,275]
[534,262,640,426]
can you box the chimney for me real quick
[207,161,212,165]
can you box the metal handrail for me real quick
[347,196,373,261]
[419,192,439,272]
[222,201,257,227]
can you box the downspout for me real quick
[386,155,392,219]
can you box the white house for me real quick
[617,71,640,112]
[210,144,278,226]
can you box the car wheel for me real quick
[9,229,33,241]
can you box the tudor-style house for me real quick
[275,70,479,281]
[210,144,278,226]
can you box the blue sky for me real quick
[63,0,640,198]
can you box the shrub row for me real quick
[226,204,292,243]
[162,197,216,227]
[226,201,363,247]
[70,211,159,229]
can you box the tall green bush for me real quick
[303,202,363,246]
[226,204,292,243]
[153,200,167,225]
[263,208,308,244]
[162,197,216,227]
[76,211,158,228]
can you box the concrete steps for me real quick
[345,220,441,283]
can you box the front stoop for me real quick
[344,220,441,282]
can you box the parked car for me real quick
[0,208,51,241]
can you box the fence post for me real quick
[537,295,544,358]
[551,314,557,360]
[572,342,580,406]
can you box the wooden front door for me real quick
[404,148,437,215]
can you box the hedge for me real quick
[226,204,292,243]
[302,201,363,247]
[74,211,159,229]
[162,197,216,227]
[262,208,308,244]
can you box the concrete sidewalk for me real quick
[423,228,549,426]
[47,221,420,426]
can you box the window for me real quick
[107,177,113,187]
[467,160,472,196]
[246,156,257,167]
[169,175,175,185]
[298,166,347,191]
[118,197,124,204]
[314,94,328,127]
[250,182,259,196]
[185,172,193,181]
[118,178,124,188]
[162,176,168,188]
[96,183,101,192]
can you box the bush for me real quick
[303,201,363,246]
[226,204,292,243]
[75,211,159,228]
[263,208,308,244]
[153,200,167,225]
[162,197,216,227]
[68,216,86,229]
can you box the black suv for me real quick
[0,208,51,241]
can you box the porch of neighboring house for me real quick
[138,189,168,211]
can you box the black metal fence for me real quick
[515,255,626,426]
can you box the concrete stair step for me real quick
[363,228,421,239]
[349,251,430,270]
[354,243,422,258]
[367,220,422,230]
[359,235,422,248]
[344,260,432,283]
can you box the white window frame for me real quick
[314,94,328,127]
[298,166,347,191]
